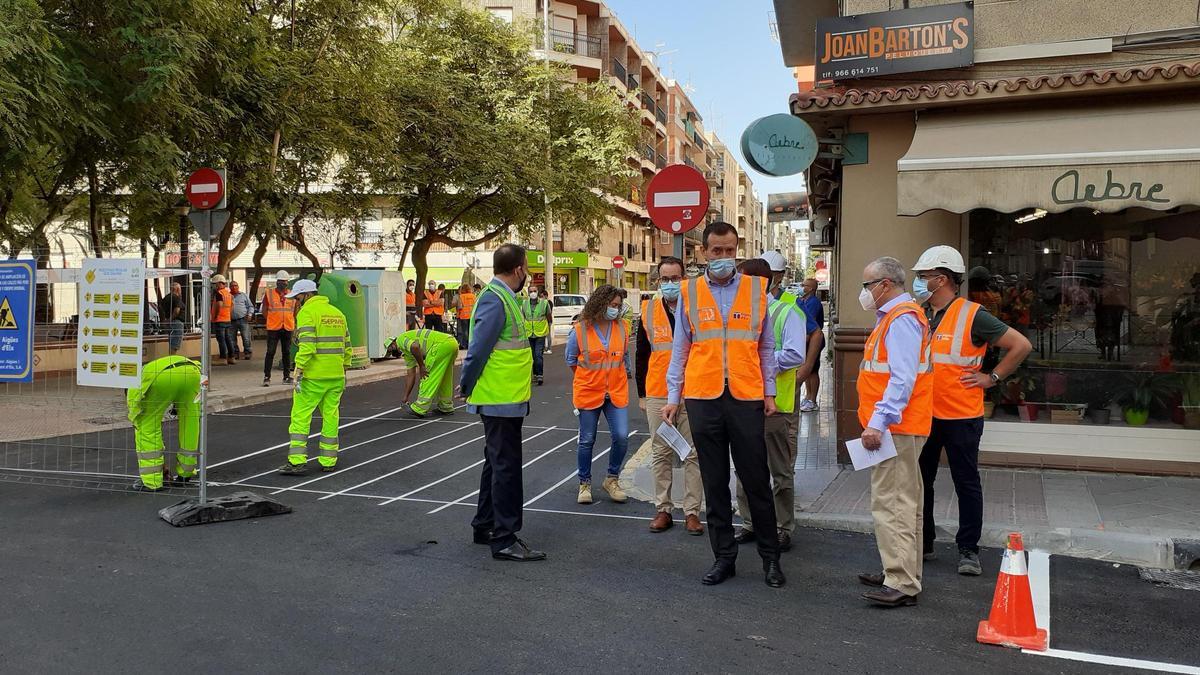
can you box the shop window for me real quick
[968,208,1200,430]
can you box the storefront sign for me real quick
[816,2,973,81]
[0,259,35,382]
[528,250,587,269]
[1050,169,1169,207]
[741,114,818,177]
[77,258,144,389]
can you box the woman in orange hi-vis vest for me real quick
[567,285,631,506]
[455,283,476,350]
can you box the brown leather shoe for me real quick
[862,586,918,607]
[649,511,673,532]
[857,572,884,587]
[685,514,704,536]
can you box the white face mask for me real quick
[859,286,878,312]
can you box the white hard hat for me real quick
[275,270,290,281]
[759,250,787,272]
[210,274,227,284]
[285,279,318,298]
[912,245,966,274]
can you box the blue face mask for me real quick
[912,277,932,302]
[605,306,620,321]
[707,258,736,280]
[659,281,681,301]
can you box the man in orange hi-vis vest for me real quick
[854,256,934,608]
[260,270,297,386]
[659,221,784,590]
[911,246,1031,578]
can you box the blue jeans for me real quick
[529,336,546,376]
[213,322,233,358]
[232,317,252,355]
[167,320,183,352]
[576,398,628,482]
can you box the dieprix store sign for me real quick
[528,250,588,269]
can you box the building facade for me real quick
[775,0,1200,474]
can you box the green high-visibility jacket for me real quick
[524,298,551,338]
[294,296,352,379]
[468,285,532,405]
[770,298,806,414]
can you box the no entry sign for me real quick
[645,165,710,234]
[611,255,625,269]
[186,168,225,210]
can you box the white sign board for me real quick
[77,258,144,388]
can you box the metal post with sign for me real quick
[159,168,290,526]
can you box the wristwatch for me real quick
[989,372,1002,385]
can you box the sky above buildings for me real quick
[604,0,803,201]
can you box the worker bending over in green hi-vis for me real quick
[388,328,458,418]
[128,355,201,492]
[279,279,353,476]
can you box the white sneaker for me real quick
[799,400,818,413]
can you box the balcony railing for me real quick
[683,157,698,170]
[549,29,601,59]
[655,153,667,169]
[627,73,640,90]
[642,144,656,162]
[640,92,655,115]
[611,58,627,84]
[655,106,667,126]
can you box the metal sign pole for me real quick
[672,233,683,261]
[198,229,212,505]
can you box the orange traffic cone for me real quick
[977,532,1048,651]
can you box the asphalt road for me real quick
[1,356,1197,673]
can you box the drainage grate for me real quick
[1138,568,1200,592]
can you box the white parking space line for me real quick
[377,427,561,507]
[1025,650,1200,674]
[223,420,436,486]
[317,430,493,500]
[1028,550,1051,640]
[425,428,572,514]
[269,423,480,495]
[523,431,638,507]
[210,480,452,505]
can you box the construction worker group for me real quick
[130,220,1029,604]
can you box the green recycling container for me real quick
[318,273,370,368]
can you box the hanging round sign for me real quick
[740,114,819,177]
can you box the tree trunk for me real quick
[178,214,191,328]
[249,232,270,304]
[34,229,53,324]
[86,162,103,257]
[410,235,432,300]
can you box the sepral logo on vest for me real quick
[815,2,974,81]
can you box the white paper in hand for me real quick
[846,431,898,471]
[656,421,694,462]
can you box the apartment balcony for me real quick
[704,169,720,185]
[549,29,601,59]
[641,144,657,173]
[627,73,640,90]
[609,58,628,89]
[655,106,667,127]
[655,153,667,169]
[639,93,656,125]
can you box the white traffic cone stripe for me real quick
[1000,547,1028,576]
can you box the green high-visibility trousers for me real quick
[411,339,457,415]
[287,377,345,468]
[127,356,201,489]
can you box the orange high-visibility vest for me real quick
[680,274,767,401]
[857,300,934,436]
[457,292,476,320]
[572,321,629,410]
[930,297,988,420]
[405,291,416,310]
[262,288,296,331]
[640,297,674,399]
[424,290,443,316]
[212,287,232,323]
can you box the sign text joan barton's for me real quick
[816,2,973,82]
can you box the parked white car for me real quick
[551,293,587,338]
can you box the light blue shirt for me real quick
[460,279,530,418]
[665,271,777,405]
[565,321,633,375]
[772,297,807,372]
[868,292,923,432]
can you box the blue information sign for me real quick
[0,259,36,382]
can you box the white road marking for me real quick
[269,423,479,495]
[317,430,495,500]
[425,428,569,514]
[1025,649,1200,674]
[1028,550,1051,640]
[523,430,637,507]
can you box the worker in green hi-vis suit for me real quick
[387,328,458,417]
[127,355,201,491]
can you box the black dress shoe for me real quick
[473,528,492,545]
[777,531,792,552]
[764,560,786,588]
[733,528,756,545]
[858,572,885,587]
[701,560,736,585]
[492,539,547,562]
[862,586,918,607]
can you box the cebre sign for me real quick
[816,2,973,81]
[742,114,819,178]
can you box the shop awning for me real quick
[897,100,1200,216]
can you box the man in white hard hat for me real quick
[260,270,297,386]
[910,245,1031,576]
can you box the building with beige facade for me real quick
[775,0,1200,474]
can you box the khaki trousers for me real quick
[870,433,926,597]
[736,410,799,534]
[643,397,702,516]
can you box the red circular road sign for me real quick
[815,268,830,283]
[185,168,224,210]
[645,164,710,234]
[611,255,625,269]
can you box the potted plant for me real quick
[1004,367,1039,422]
[1181,373,1200,430]
[1113,373,1176,426]
[1087,391,1112,425]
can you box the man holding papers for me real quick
[855,257,934,608]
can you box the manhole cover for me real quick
[83,416,122,426]
[1138,568,1200,592]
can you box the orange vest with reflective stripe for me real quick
[680,274,767,401]
[640,297,674,399]
[262,288,296,331]
[424,290,443,316]
[857,300,934,436]
[457,292,476,320]
[572,321,629,410]
[931,297,988,420]
[212,287,232,323]
[405,291,416,310]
